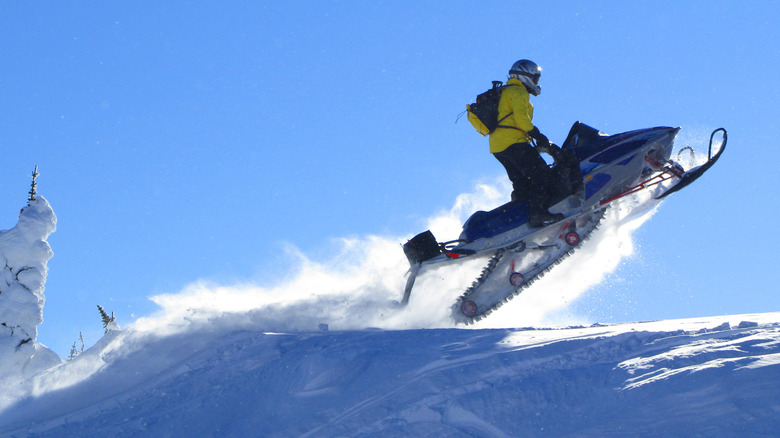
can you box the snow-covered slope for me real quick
[1,313,779,437]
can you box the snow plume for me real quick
[0,198,60,386]
[133,176,662,336]
[479,194,661,328]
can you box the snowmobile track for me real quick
[456,208,608,325]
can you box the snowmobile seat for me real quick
[460,201,530,242]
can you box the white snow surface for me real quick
[2,313,779,437]
[3,173,779,436]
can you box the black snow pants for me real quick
[493,142,555,211]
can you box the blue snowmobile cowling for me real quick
[401,122,727,323]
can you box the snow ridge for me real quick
[2,314,779,436]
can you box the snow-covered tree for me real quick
[0,192,60,382]
[97,305,119,333]
[67,332,84,360]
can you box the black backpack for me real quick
[466,81,516,136]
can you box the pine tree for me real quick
[97,305,116,334]
[27,165,38,204]
[68,343,77,360]
[67,332,85,360]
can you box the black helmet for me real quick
[509,59,542,96]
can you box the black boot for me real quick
[528,203,564,228]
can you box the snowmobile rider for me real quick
[490,59,565,227]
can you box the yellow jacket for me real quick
[488,78,534,153]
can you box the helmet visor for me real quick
[510,70,541,85]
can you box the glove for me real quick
[546,143,563,160]
[528,126,551,152]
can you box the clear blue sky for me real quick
[2,1,779,355]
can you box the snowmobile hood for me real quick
[563,123,680,164]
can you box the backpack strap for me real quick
[494,85,523,131]
[495,122,523,131]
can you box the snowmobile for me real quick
[402,122,727,324]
